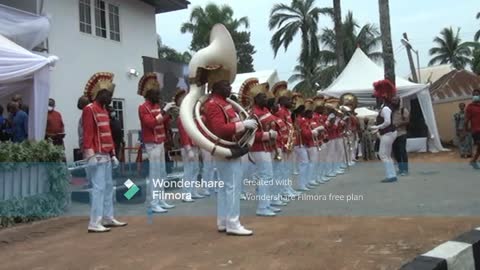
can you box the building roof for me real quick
[408,64,454,84]
[429,70,480,103]
[140,0,190,14]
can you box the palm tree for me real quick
[429,27,479,70]
[378,0,395,85]
[157,36,191,63]
[269,0,331,69]
[317,12,382,87]
[181,4,249,51]
[333,0,345,71]
[180,3,255,72]
[288,65,329,97]
[475,12,480,41]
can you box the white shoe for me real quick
[88,224,111,233]
[297,186,310,192]
[336,170,345,175]
[271,200,287,207]
[240,193,247,200]
[268,206,282,213]
[226,226,253,236]
[159,201,175,209]
[191,192,205,199]
[217,225,226,232]
[200,190,211,197]
[102,218,128,227]
[256,208,276,217]
[182,197,195,203]
[151,205,167,213]
[309,181,320,186]
[315,180,326,184]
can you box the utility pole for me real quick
[402,33,419,83]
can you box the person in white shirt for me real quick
[369,80,398,183]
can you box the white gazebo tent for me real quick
[0,34,58,141]
[321,48,446,152]
[231,70,280,94]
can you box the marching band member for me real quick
[204,76,257,236]
[335,108,348,174]
[83,72,127,233]
[272,82,299,198]
[198,107,217,196]
[175,89,205,202]
[239,78,278,217]
[138,73,176,213]
[313,96,329,183]
[324,100,340,178]
[266,90,289,206]
[370,80,398,183]
[301,99,325,188]
[292,93,310,191]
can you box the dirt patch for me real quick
[0,216,479,270]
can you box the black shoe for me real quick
[381,177,398,183]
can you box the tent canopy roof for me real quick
[321,48,427,105]
[231,70,279,94]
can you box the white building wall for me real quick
[43,0,158,161]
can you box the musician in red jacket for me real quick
[138,73,176,213]
[175,89,205,202]
[83,72,127,233]
[204,75,258,236]
[313,96,330,183]
[239,79,279,217]
[272,82,299,198]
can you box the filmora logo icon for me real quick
[123,179,140,200]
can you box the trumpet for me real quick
[311,124,323,151]
[284,122,295,153]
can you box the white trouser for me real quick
[241,154,251,194]
[317,145,327,180]
[350,135,357,162]
[87,154,114,226]
[145,143,166,207]
[306,147,318,183]
[200,148,216,191]
[335,138,346,169]
[379,131,398,179]
[281,151,294,192]
[215,156,242,229]
[181,147,200,195]
[251,152,273,210]
[325,140,336,176]
[271,152,283,199]
[294,146,309,189]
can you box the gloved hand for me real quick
[314,126,325,133]
[343,116,350,121]
[369,125,379,131]
[87,155,98,167]
[242,119,258,130]
[163,102,175,112]
[269,130,278,140]
[187,149,195,161]
[111,156,120,169]
[328,113,336,121]
[312,130,319,137]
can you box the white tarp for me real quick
[0,33,58,141]
[0,4,50,51]
[321,48,446,152]
[231,70,280,94]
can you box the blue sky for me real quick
[156,0,479,83]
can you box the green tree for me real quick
[268,0,331,69]
[180,3,255,72]
[472,49,480,75]
[288,64,331,97]
[157,36,191,63]
[378,0,395,85]
[475,12,480,41]
[317,11,382,86]
[429,27,479,70]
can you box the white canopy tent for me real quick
[231,70,280,94]
[0,34,58,141]
[321,48,446,152]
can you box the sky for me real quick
[155,0,479,84]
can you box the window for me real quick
[94,0,107,38]
[111,99,125,134]
[79,0,92,34]
[80,0,121,41]
[109,4,120,41]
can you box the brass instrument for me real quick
[265,120,282,161]
[284,122,295,153]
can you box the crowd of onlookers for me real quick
[0,94,29,143]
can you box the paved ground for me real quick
[0,152,479,270]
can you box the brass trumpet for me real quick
[284,122,295,153]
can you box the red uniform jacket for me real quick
[275,106,293,126]
[273,115,289,151]
[204,93,243,143]
[177,117,195,148]
[251,105,277,152]
[139,101,170,144]
[294,116,306,146]
[301,117,323,148]
[82,101,115,157]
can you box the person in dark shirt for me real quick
[0,105,11,142]
[107,106,124,161]
[7,101,28,143]
[12,94,29,115]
